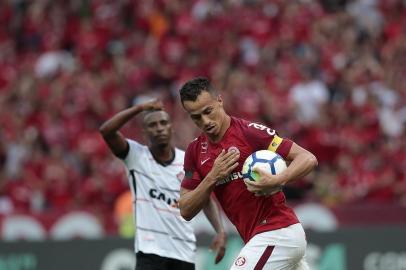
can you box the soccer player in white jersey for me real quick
[99,99,226,270]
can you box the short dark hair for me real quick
[179,77,215,103]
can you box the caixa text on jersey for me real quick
[149,188,179,208]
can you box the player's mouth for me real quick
[205,125,216,133]
[155,134,168,140]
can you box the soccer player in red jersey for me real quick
[178,77,318,270]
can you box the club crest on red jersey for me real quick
[228,146,240,154]
[201,142,208,153]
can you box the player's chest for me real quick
[138,158,185,184]
[197,138,252,176]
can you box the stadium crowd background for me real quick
[0,0,405,234]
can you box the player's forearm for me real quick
[279,151,317,185]
[99,105,144,137]
[179,177,217,221]
[203,199,225,234]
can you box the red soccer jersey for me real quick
[181,117,299,243]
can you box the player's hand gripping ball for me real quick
[242,150,287,181]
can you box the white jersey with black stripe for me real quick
[122,139,196,263]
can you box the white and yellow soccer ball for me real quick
[242,150,287,181]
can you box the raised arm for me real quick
[99,100,163,158]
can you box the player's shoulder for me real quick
[174,147,185,159]
[232,117,268,131]
[232,117,272,128]
[185,135,203,150]
[184,135,207,161]
[126,139,149,156]
[175,147,185,154]
[127,139,147,149]
[233,117,277,139]
[232,117,251,127]
[121,139,148,167]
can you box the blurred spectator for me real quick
[114,190,134,238]
[0,0,405,233]
[289,66,329,125]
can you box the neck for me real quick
[209,114,231,143]
[150,144,174,163]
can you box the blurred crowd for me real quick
[0,0,406,228]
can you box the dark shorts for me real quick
[135,252,195,270]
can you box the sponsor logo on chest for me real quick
[216,171,243,186]
[149,189,179,208]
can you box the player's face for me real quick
[143,111,172,146]
[182,91,226,140]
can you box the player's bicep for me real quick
[102,131,129,159]
[182,142,202,190]
[285,142,310,162]
[181,170,201,190]
[268,136,293,160]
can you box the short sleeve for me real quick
[241,121,293,159]
[181,141,202,190]
[122,139,144,168]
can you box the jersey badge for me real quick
[235,256,247,267]
[228,146,240,154]
[201,142,208,153]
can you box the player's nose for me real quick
[201,115,211,126]
[156,123,165,132]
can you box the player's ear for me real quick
[216,95,223,106]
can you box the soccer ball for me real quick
[242,150,287,181]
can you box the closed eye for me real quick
[190,114,201,120]
[190,106,214,120]
[203,108,213,115]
